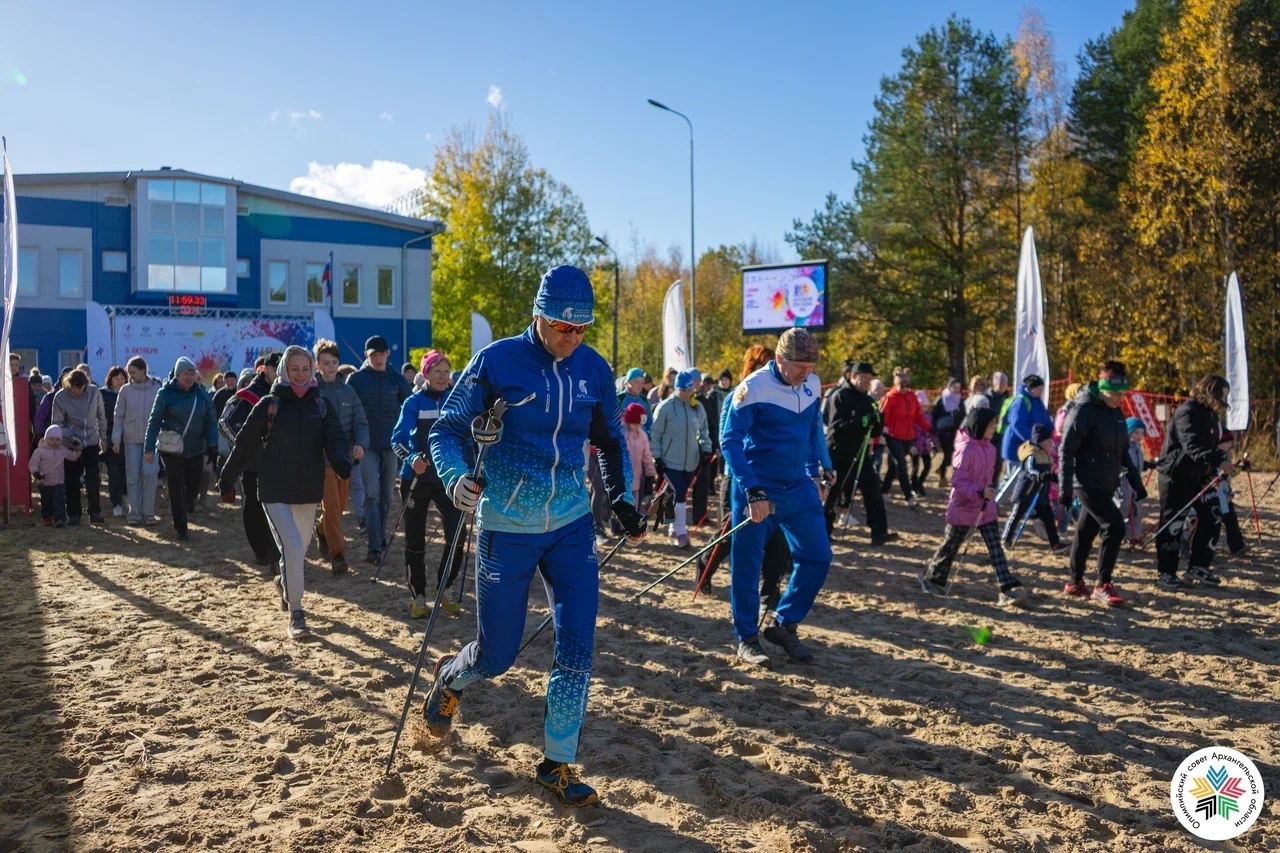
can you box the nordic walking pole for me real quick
[1259,468,1280,503]
[839,431,872,542]
[1008,490,1042,549]
[1140,472,1224,550]
[944,498,989,596]
[515,481,668,662]
[371,475,420,583]
[384,397,507,776]
[633,517,752,600]
[691,514,733,602]
[1240,453,1262,539]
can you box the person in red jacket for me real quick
[879,366,932,508]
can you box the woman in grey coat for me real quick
[51,368,108,524]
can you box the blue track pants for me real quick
[439,513,597,763]
[729,479,833,642]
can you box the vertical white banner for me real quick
[662,279,690,374]
[85,300,113,380]
[1225,271,1250,431]
[1014,226,1050,392]
[470,311,493,357]
[1,141,19,460]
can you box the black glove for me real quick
[747,486,769,507]
[1059,487,1074,507]
[612,499,647,539]
[33,472,44,482]
[654,459,667,477]
[1135,484,1148,502]
[700,451,712,468]
[334,459,353,481]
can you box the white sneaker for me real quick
[841,511,861,528]
[907,497,920,509]
[112,505,124,517]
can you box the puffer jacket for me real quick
[112,376,163,445]
[945,425,998,527]
[880,388,931,441]
[220,381,351,504]
[650,393,711,472]
[1001,389,1052,461]
[1059,383,1140,494]
[1156,398,1225,485]
[317,376,370,469]
[144,380,218,458]
[52,385,108,447]
[346,362,412,452]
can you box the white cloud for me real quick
[379,111,394,123]
[487,85,504,110]
[268,108,323,128]
[289,160,427,209]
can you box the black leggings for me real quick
[161,452,203,535]
[881,437,914,499]
[1155,475,1220,576]
[64,443,101,519]
[824,451,888,538]
[1069,488,1125,585]
[936,431,957,479]
[242,470,282,562]
[401,477,464,597]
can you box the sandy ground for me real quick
[2,473,1278,853]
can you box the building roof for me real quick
[13,168,445,236]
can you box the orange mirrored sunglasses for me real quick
[545,318,593,335]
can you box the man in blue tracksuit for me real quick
[721,328,834,668]
[1000,374,1052,465]
[422,265,647,807]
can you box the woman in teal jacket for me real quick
[145,356,218,540]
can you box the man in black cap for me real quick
[347,335,413,563]
[1000,373,1053,467]
[822,360,893,545]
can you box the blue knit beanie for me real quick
[533,265,595,325]
[1126,417,1144,434]
[675,370,696,390]
[625,367,645,382]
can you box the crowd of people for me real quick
[7,261,1251,809]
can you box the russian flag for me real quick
[321,258,332,300]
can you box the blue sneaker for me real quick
[422,654,459,738]
[536,760,599,807]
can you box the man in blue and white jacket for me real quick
[422,265,647,807]
[721,328,834,668]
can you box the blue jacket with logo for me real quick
[720,361,831,492]
[1000,389,1052,462]
[392,385,451,486]
[429,324,633,534]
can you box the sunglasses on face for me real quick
[545,318,593,335]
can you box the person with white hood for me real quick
[219,346,351,639]
[649,367,712,548]
[144,356,217,540]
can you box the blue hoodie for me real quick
[429,324,633,534]
[1001,388,1053,462]
[720,361,831,492]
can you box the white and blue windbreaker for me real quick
[720,361,831,492]
[429,324,633,534]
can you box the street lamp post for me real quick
[647,98,695,366]
[594,235,620,374]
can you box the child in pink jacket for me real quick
[30,425,82,527]
[920,408,1026,606]
[623,403,657,508]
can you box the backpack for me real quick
[261,395,326,449]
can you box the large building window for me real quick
[377,266,395,308]
[305,263,326,305]
[147,179,228,292]
[342,264,360,306]
[268,261,289,304]
[58,250,82,297]
[17,247,36,296]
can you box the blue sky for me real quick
[4,0,1133,264]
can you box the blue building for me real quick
[3,168,443,377]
